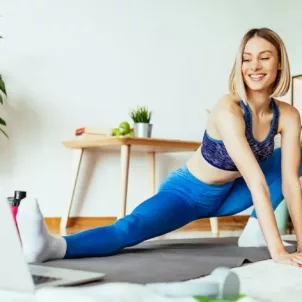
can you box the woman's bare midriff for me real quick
[186,146,242,185]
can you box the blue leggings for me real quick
[63,147,302,258]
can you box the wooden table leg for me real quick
[60,148,83,234]
[210,217,219,237]
[148,152,156,196]
[119,144,131,218]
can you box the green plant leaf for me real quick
[0,74,7,96]
[0,118,6,126]
[0,127,8,138]
[129,106,152,123]
[0,93,3,105]
[193,294,247,302]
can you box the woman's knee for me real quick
[260,147,302,177]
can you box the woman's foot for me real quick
[17,198,67,263]
[238,216,293,247]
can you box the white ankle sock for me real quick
[238,216,292,247]
[17,197,67,263]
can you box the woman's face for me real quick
[241,36,280,93]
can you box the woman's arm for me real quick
[279,104,302,250]
[216,99,285,259]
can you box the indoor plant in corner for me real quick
[0,74,8,138]
[129,106,152,138]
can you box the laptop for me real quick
[0,192,106,293]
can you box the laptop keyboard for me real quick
[32,274,62,285]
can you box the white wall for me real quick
[0,0,301,217]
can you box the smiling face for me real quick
[241,36,281,94]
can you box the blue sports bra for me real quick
[201,98,280,171]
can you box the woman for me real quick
[18,27,302,267]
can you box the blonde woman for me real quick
[18,28,302,267]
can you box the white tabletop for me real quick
[0,290,36,302]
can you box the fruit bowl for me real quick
[112,122,134,137]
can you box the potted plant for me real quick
[0,74,8,138]
[129,106,152,138]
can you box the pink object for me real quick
[10,205,21,243]
[8,191,27,245]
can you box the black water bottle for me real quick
[13,191,27,206]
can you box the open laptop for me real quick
[0,192,106,293]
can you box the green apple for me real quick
[124,129,134,137]
[112,128,121,136]
[119,121,130,135]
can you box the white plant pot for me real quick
[134,123,153,138]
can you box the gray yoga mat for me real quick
[41,237,296,284]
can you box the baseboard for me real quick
[44,215,250,232]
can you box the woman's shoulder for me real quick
[206,94,246,137]
[274,98,301,126]
[274,98,297,114]
[210,93,244,119]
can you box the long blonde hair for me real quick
[229,28,291,103]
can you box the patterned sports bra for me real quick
[200,98,280,171]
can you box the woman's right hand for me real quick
[273,251,302,267]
